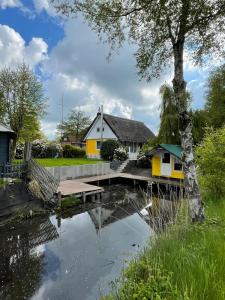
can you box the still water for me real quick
[0,184,154,300]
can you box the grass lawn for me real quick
[103,199,225,300]
[35,158,103,167]
[15,158,103,167]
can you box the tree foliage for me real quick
[100,139,120,161]
[157,84,180,144]
[53,0,225,81]
[0,63,46,156]
[205,64,225,129]
[57,110,91,141]
[190,109,208,145]
[196,126,225,198]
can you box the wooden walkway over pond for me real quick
[58,172,183,200]
[77,172,184,187]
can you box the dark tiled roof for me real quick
[103,114,155,143]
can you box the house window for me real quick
[174,158,182,171]
[97,127,104,132]
[96,141,101,150]
[162,152,170,164]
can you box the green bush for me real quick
[44,142,63,158]
[100,139,120,161]
[113,146,128,161]
[196,126,225,198]
[63,144,86,158]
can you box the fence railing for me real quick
[0,161,27,179]
[28,159,60,203]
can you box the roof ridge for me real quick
[103,113,145,124]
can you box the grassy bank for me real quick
[104,200,225,300]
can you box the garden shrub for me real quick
[31,140,47,158]
[32,140,63,158]
[63,144,86,158]
[100,139,120,161]
[15,142,25,159]
[113,146,128,161]
[196,126,225,198]
[44,142,63,158]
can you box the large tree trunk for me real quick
[172,41,204,222]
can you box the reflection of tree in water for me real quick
[0,217,58,300]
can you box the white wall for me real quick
[85,115,117,140]
[47,162,111,181]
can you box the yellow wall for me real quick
[86,139,100,156]
[151,154,184,179]
[171,157,184,179]
[152,156,161,176]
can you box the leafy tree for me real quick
[205,64,225,129]
[190,109,208,145]
[157,84,180,145]
[0,63,46,157]
[57,110,91,141]
[196,126,225,198]
[100,139,120,161]
[53,0,225,220]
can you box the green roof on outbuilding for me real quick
[159,144,182,159]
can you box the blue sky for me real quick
[0,0,218,139]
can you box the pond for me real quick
[0,184,175,300]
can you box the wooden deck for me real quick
[58,172,183,200]
[77,172,184,187]
[58,180,104,199]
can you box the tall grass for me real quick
[103,200,225,300]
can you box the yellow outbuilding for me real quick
[148,144,184,180]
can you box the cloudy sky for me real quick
[0,0,217,139]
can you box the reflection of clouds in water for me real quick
[2,185,153,300]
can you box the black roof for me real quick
[103,114,155,143]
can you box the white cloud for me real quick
[0,0,21,9]
[0,24,48,69]
[33,0,56,16]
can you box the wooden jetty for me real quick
[58,180,104,202]
[57,172,183,202]
[77,172,184,187]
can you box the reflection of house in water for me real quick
[0,217,59,300]
[88,189,147,232]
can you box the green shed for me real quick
[0,124,14,164]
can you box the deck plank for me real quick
[58,181,104,197]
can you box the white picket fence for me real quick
[46,163,111,181]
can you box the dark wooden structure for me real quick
[0,124,14,164]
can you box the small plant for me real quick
[100,139,120,161]
[61,196,81,209]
